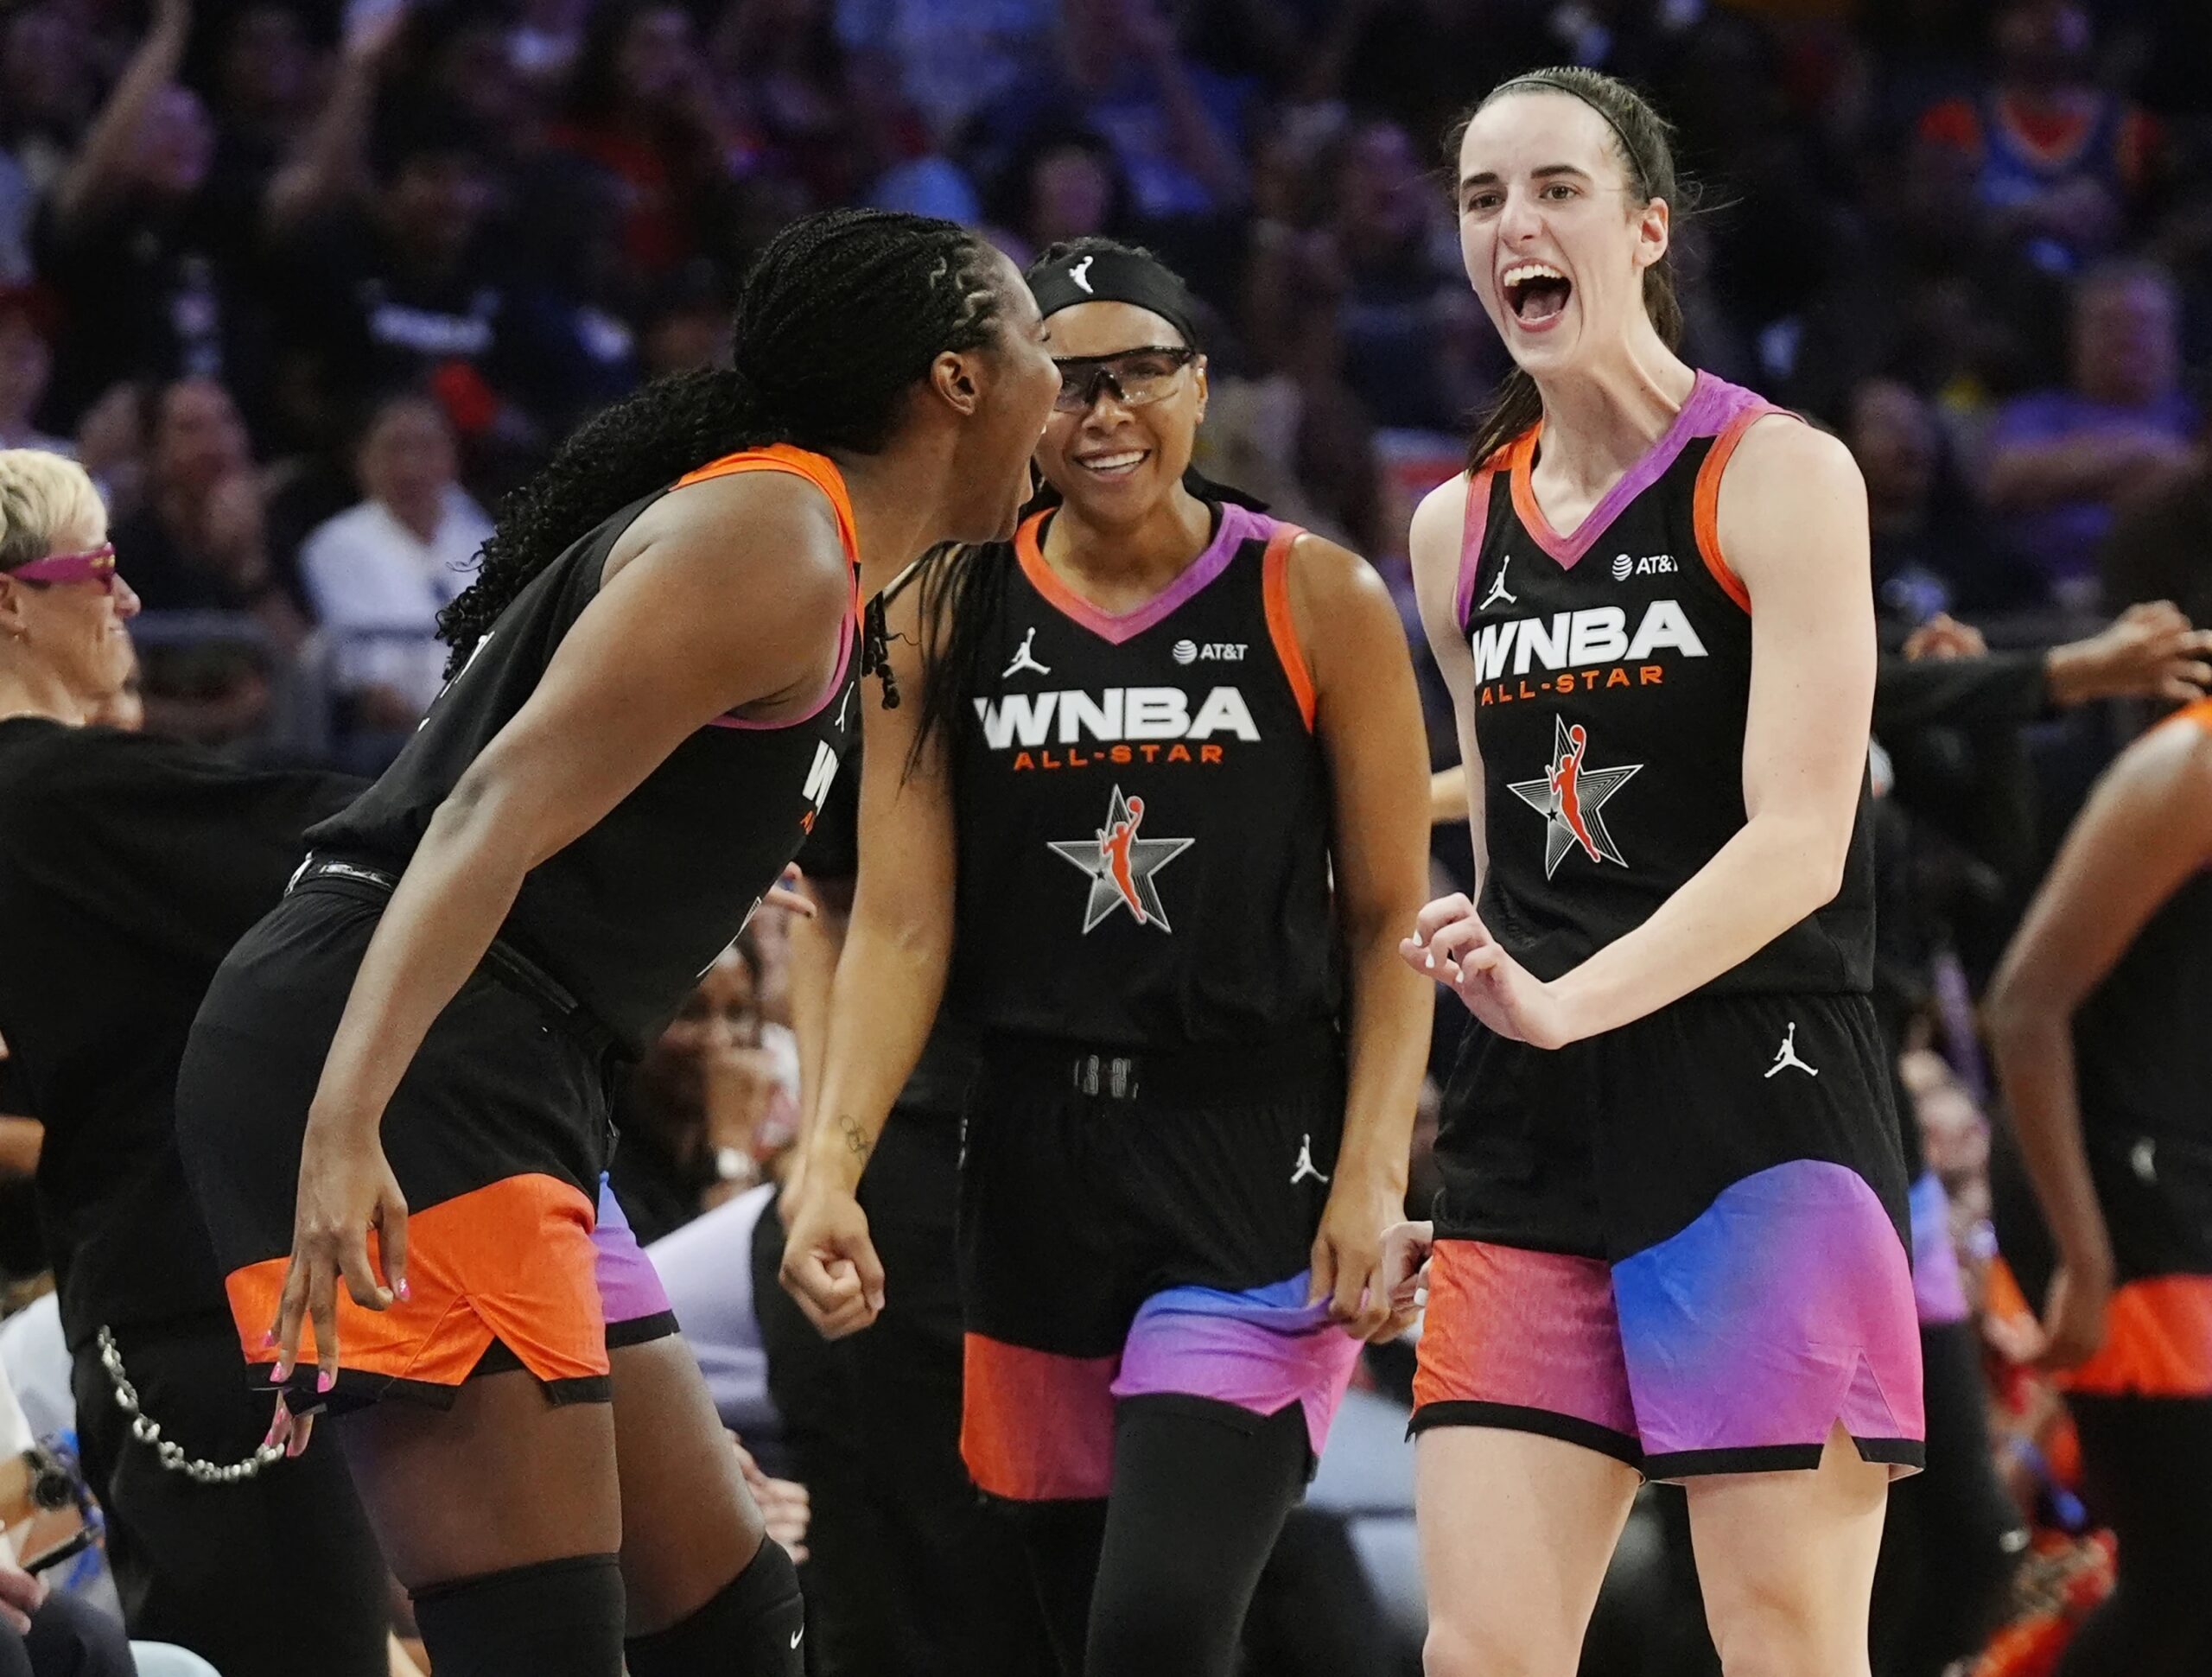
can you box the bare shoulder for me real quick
[618,464,852,607]
[1284,529,1393,614]
[1719,416,1865,531]
[2113,705,2212,808]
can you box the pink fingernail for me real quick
[395,1280,411,1302]
[270,1359,289,1382]
[316,1370,336,1394]
[260,1330,278,1349]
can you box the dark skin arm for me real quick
[1984,713,2212,1370]
[1286,533,1433,1340]
[275,472,852,1388]
[779,592,950,1339]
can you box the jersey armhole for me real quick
[1452,467,1497,629]
[1262,524,1317,732]
[1690,407,1788,615]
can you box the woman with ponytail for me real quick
[781,238,1433,1675]
[1388,70,1918,1675]
[171,207,1058,1677]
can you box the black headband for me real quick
[1487,74,1650,190]
[1027,249,1204,351]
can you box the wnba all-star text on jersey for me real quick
[973,684,1261,772]
[1467,597,1709,706]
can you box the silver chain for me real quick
[95,1326,283,1484]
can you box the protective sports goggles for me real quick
[1052,347,1198,413]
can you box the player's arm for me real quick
[1984,715,2212,1368]
[1543,419,1873,1039]
[274,473,853,1382]
[1407,476,1487,875]
[780,580,954,1337]
[1287,533,1433,1338]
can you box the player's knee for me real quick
[624,1536,805,1677]
[1705,1585,1855,1677]
[1422,1611,1577,1677]
[1085,1556,1235,1673]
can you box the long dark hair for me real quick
[1452,68,1690,473]
[436,208,1007,671]
[905,236,1180,769]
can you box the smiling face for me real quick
[1034,299,1205,524]
[0,502,142,712]
[1456,89,1669,379]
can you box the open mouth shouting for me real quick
[1502,261,1573,331]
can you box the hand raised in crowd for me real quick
[2046,600,2212,708]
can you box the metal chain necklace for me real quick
[95,1326,282,1484]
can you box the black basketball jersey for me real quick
[1454,372,1872,994]
[312,446,860,1054]
[2075,701,2212,1151]
[947,501,1342,1046]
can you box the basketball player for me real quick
[781,238,1433,1675]
[1985,700,2212,1675]
[169,210,1059,1677]
[1391,70,1920,1676]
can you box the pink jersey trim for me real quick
[1017,501,1274,645]
[1453,467,1497,628]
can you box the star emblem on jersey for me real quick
[1047,785,1193,932]
[1508,716,1642,879]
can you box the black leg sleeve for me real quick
[624,1537,806,1677]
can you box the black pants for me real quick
[70,1320,390,1677]
[1870,1319,2024,1676]
[2056,1395,2212,1677]
[1012,1396,1313,1677]
[0,1591,134,1677]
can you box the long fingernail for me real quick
[260,1330,278,1349]
[270,1358,289,1382]
[395,1280,411,1302]
[316,1369,336,1394]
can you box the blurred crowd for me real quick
[4,0,2212,1673]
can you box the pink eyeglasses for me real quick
[11,543,118,590]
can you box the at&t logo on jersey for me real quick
[1172,639,1248,665]
[1470,600,1707,706]
[1610,552,1677,581]
[1047,785,1194,931]
[1508,715,1641,878]
[975,686,1258,772]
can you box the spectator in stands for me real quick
[832,0,1056,144]
[111,378,301,746]
[983,125,1128,270]
[2101,424,2212,629]
[200,3,321,240]
[611,937,791,1248]
[1849,376,2036,624]
[636,259,732,379]
[0,5,96,287]
[297,391,490,757]
[1982,262,2196,610]
[1325,118,1479,432]
[0,292,66,457]
[551,1,736,278]
[1917,0,2164,276]
[35,0,265,431]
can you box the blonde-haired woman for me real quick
[0,447,391,1677]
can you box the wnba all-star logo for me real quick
[1047,785,1193,931]
[1508,716,1642,878]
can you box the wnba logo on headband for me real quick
[1027,246,1204,351]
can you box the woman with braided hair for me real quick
[172,207,1058,1677]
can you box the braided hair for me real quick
[1450,68,1691,475]
[435,208,1009,674]
[904,236,1177,769]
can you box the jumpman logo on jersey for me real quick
[1507,717,1642,879]
[1003,626,1052,679]
[1289,1134,1330,1186]
[1047,785,1193,932]
[1068,256,1096,294]
[1764,1022,1819,1078]
[1478,554,1517,612]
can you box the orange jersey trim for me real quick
[1261,524,1316,731]
[223,1173,606,1390]
[1690,410,1765,613]
[675,443,860,564]
[1502,429,1548,552]
[2153,696,2212,737]
[1012,508,1092,623]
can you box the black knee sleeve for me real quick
[412,1553,626,1677]
[624,1537,806,1677]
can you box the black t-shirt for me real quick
[0,717,360,1347]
